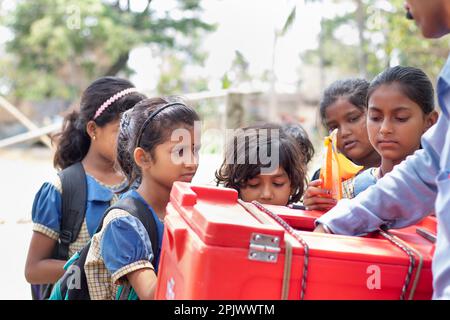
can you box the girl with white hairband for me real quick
[25,77,146,300]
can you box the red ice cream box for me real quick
[155,182,435,300]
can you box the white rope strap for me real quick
[251,201,309,300]
[380,228,424,300]
[238,200,293,300]
[379,227,423,300]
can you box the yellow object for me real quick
[319,129,364,200]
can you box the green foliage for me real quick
[302,0,449,82]
[156,53,209,95]
[156,54,185,95]
[221,73,231,89]
[222,50,252,89]
[279,6,296,37]
[366,0,449,80]
[1,0,215,101]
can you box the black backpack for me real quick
[31,162,88,300]
[48,196,159,300]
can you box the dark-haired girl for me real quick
[215,123,307,206]
[84,97,201,300]
[347,66,438,197]
[303,78,381,211]
[320,78,381,169]
[25,77,145,297]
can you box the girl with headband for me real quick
[83,97,201,299]
[25,77,146,299]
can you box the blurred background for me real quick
[0,0,449,299]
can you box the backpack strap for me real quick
[55,162,87,260]
[53,196,159,301]
[109,197,159,300]
[99,197,159,265]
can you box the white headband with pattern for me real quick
[93,87,139,120]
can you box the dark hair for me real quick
[117,97,200,190]
[320,78,369,127]
[367,66,435,114]
[53,77,146,170]
[282,123,315,164]
[215,123,307,204]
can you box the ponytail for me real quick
[53,110,90,170]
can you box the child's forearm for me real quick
[25,231,67,284]
[127,267,158,300]
[25,259,66,284]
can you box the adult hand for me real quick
[303,179,337,211]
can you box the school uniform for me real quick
[341,168,378,199]
[310,167,376,200]
[317,54,450,299]
[32,174,127,257]
[84,189,164,300]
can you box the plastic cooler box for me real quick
[155,182,435,300]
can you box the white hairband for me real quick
[93,87,139,120]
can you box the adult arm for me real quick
[316,118,444,236]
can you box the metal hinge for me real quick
[248,233,281,263]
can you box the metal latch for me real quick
[416,227,437,243]
[248,233,281,263]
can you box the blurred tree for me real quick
[156,52,208,95]
[269,5,296,120]
[221,72,231,89]
[302,0,449,84]
[156,53,185,95]
[0,0,214,101]
[222,50,251,89]
[367,0,449,80]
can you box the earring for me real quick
[93,136,97,141]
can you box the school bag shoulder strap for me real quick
[36,162,87,300]
[51,196,159,300]
[101,197,159,262]
[55,162,87,260]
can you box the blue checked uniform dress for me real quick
[32,174,126,256]
[84,189,164,300]
[341,168,379,199]
[31,173,126,298]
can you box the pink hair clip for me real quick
[93,87,139,120]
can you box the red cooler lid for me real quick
[169,182,286,249]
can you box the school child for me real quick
[315,0,450,299]
[215,123,307,206]
[83,97,201,300]
[343,66,438,198]
[303,78,381,211]
[25,77,145,299]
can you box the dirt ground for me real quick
[0,147,55,300]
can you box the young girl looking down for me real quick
[215,123,307,206]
